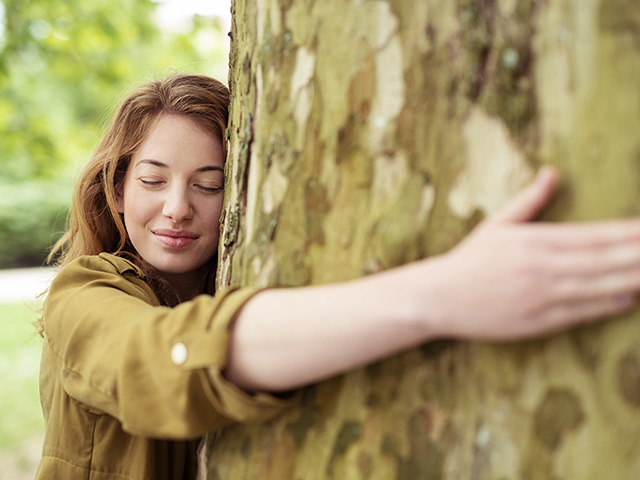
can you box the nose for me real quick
[162,185,193,224]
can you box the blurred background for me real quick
[0,0,230,477]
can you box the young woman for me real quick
[37,73,640,479]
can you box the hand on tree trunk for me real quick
[422,166,640,340]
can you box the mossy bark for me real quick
[206,0,640,478]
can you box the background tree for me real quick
[206,0,640,479]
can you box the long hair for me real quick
[48,73,230,306]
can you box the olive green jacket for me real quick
[36,253,293,479]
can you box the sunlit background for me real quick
[0,1,230,478]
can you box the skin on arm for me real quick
[225,167,640,392]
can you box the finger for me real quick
[488,166,558,224]
[539,294,636,333]
[553,242,640,275]
[552,267,640,302]
[536,218,640,249]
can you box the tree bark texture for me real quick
[207,0,640,478]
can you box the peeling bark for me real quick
[207,0,640,478]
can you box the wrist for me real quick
[362,257,451,343]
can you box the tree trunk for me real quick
[206,0,640,478]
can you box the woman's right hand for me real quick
[407,167,640,341]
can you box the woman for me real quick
[37,73,640,479]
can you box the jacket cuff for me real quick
[186,287,299,424]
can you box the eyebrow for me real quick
[134,159,224,173]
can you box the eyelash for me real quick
[196,185,223,193]
[140,179,163,187]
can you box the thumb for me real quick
[488,166,558,224]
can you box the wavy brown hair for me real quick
[47,73,230,306]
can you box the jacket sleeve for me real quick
[43,254,296,439]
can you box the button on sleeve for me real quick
[171,342,188,365]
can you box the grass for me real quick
[0,302,44,450]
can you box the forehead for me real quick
[133,114,224,169]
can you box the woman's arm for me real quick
[225,167,640,392]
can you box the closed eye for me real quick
[139,177,164,187]
[195,184,224,193]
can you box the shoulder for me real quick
[63,253,146,279]
[49,253,158,306]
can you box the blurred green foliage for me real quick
[0,0,229,268]
[0,180,69,267]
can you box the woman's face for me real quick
[117,114,225,288]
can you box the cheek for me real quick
[122,191,157,231]
[202,198,224,235]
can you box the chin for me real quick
[152,257,213,277]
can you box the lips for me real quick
[153,229,199,249]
